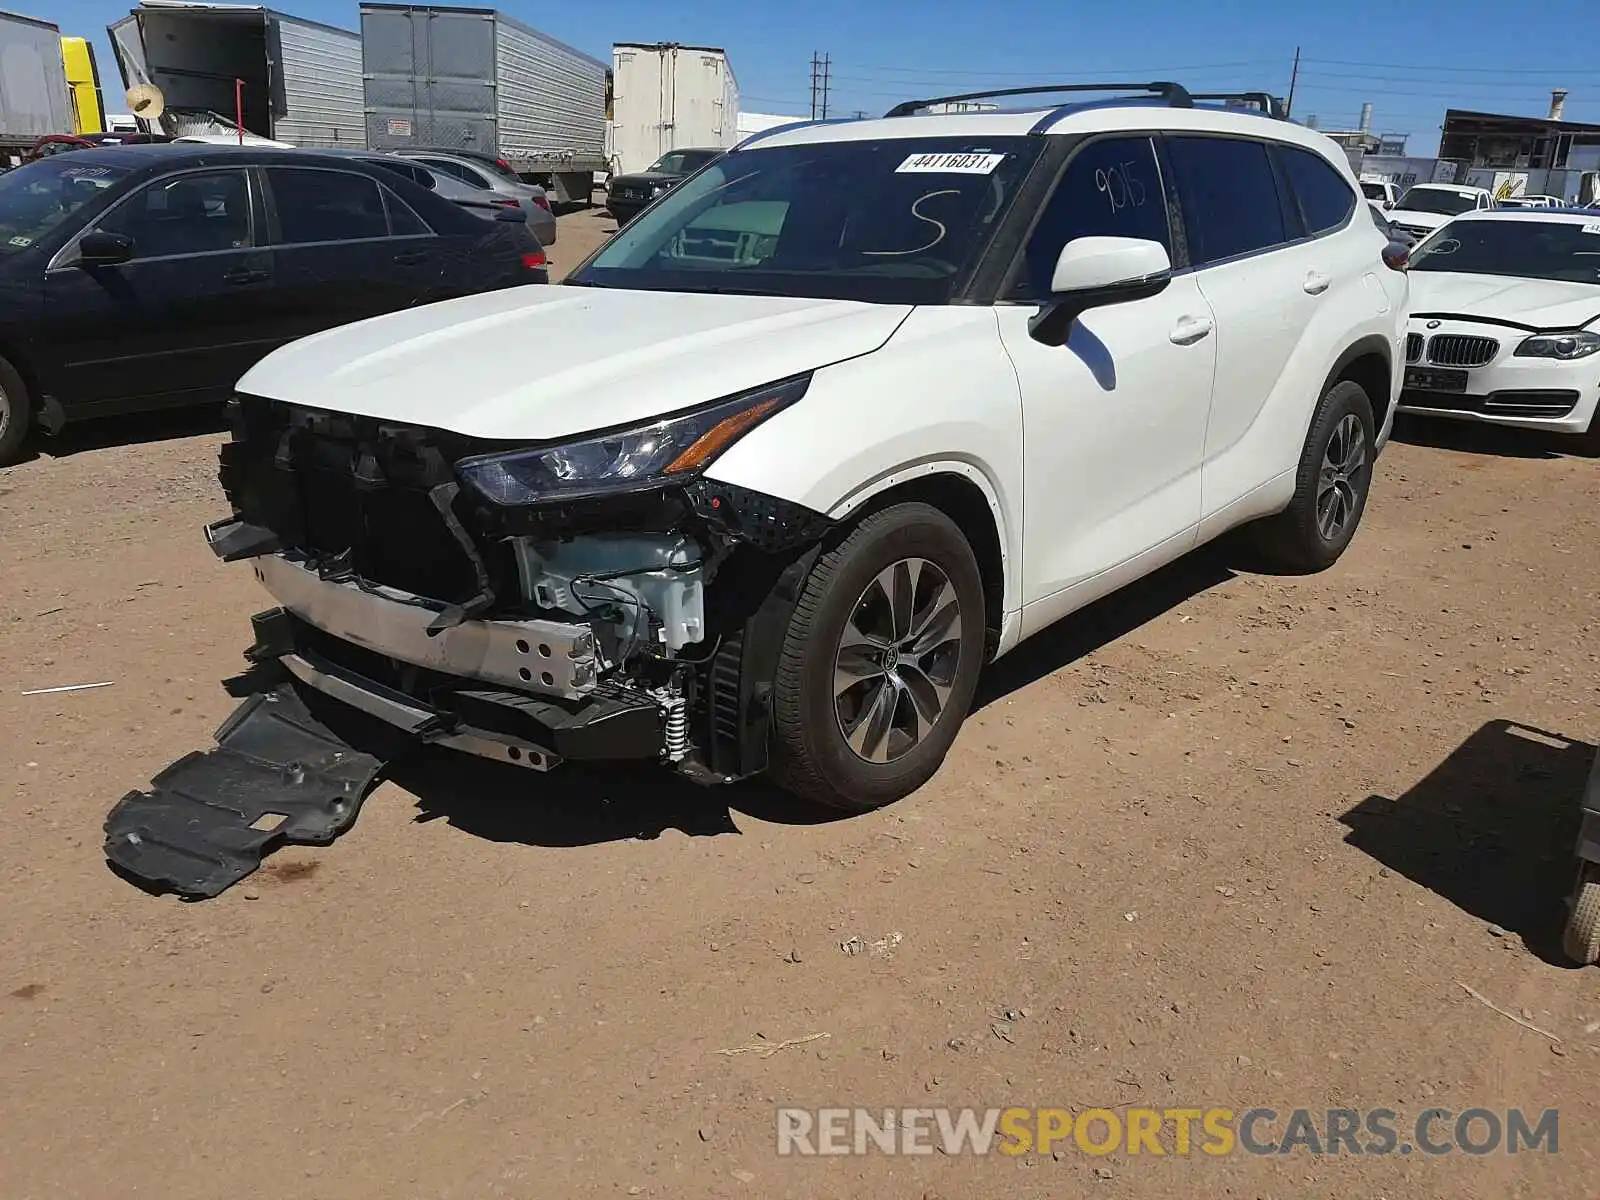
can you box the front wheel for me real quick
[1249,378,1376,573]
[768,502,987,812]
[0,354,31,466]
[1564,863,1600,966]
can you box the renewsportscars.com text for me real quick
[776,1106,1559,1157]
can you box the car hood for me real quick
[611,171,683,188]
[237,286,913,440]
[1407,272,1600,330]
[1388,209,1454,230]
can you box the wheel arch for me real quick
[827,461,1011,660]
[0,332,45,432]
[1321,334,1394,437]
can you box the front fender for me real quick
[704,306,1024,623]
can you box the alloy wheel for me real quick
[833,557,964,764]
[1316,412,1367,542]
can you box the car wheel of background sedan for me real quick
[769,502,986,812]
[0,354,32,466]
[1249,378,1376,574]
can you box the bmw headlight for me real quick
[1514,330,1600,360]
[456,376,810,506]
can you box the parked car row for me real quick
[6,131,560,245]
[0,144,548,462]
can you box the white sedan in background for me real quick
[1400,209,1600,451]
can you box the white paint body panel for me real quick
[236,287,909,440]
[240,101,1408,664]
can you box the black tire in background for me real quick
[768,502,987,812]
[1249,378,1376,574]
[0,355,31,466]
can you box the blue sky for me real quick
[44,0,1599,154]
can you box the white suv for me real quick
[207,83,1407,812]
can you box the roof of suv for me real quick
[742,97,1350,161]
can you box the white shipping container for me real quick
[0,9,73,150]
[106,2,363,147]
[610,42,738,176]
[362,4,607,202]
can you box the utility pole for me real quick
[1285,45,1301,118]
[810,52,820,119]
[820,53,832,119]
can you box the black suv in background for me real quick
[0,144,548,464]
[606,147,725,225]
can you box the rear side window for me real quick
[383,187,432,237]
[1278,145,1356,234]
[1014,135,1171,300]
[420,157,488,189]
[1165,136,1287,266]
[268,168,389,243]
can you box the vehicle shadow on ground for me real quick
[976,543,1236,708]
[396,753,839,847]
[24,405,228,464]
[1339,719,1592,967]
[373,544,1244,848]
[1390,413,1593,460]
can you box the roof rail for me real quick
[1189,92,1288,120]
[883,82,1193,119]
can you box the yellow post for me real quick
[61,36,105,135]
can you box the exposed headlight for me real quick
[456,376,810,506]
[1514,330,1600,360]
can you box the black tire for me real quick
[1249,378,1376,573]
[768,502,986,812]
[0,354,30,466]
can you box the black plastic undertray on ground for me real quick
[104,686,385,899]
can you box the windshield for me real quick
[1398,187,1480,216]
[0,159,129,254]
[647,149,722,175]
[1361,181,1389,201]
[1410,219,1600,284]
[573,137,1043,304]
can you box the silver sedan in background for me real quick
[392,149,558,246]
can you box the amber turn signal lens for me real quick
[664,397,784,473]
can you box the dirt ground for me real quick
[3,208,1599,1198]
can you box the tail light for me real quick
[532,194,552,213]
[521,249,547,271]
[492,197,520,208]
[495,157,513,173]
[1382,241,1409,271]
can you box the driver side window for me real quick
[94,169,253,260]
[1013,136,1171,301]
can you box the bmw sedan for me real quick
[1400,209,1600,451]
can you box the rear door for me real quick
[263,165,435,337]
[42,166,274,414]
[1160,134,1321,516]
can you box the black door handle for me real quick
[224,268,268,285]
[393,250,429,265]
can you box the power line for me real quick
[1300,56,1600,76]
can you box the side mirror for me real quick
[1028,236,1173,347]
[77,230,135,266]
[494,206,527,223]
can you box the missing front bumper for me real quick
[211,527,602,701]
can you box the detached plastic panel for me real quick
[104,687,385,899]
